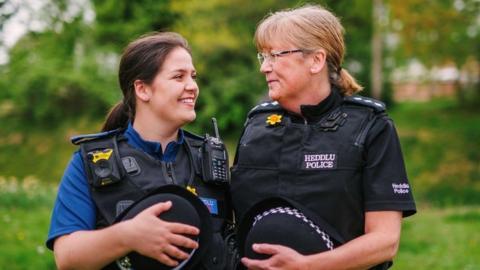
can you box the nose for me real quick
[260,60,272,74]
[185,78,199,94]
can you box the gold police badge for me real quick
[266,114,282,126]
[186,185,198,195]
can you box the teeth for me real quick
[181,98,194,103]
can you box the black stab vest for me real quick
[231,96,386,243]
[76,130,233,270]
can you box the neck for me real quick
[283,76,331,115]
[133,113,180,152]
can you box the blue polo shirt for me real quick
[46,123,185,250]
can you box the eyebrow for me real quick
[168,68,196,74]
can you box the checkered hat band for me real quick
[252,206,334,250]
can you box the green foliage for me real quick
[1,18,116,125]
[0,0,180,128]
[0,0,375,135]
[390,98,480,206]
[389,0,480,67]
[1,0,479,133]
[92,0,179,51]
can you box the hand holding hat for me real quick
[113,185,214,270]
[241,243,310,270]
[237,197,345,270]
[120,200,200,267]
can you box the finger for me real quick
[138,201,172,217]
[164,244,191,260]
[155,253,179,267]
[144,201,172,216]
[253,243,281,255]
[165,222,200,235]
[167,234,199,249]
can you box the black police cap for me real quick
[114,185,213,270]
[237,197,344,261]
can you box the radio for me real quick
[202,118,230,185]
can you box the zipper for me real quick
[354,114,376,147]
[162,161,177,185]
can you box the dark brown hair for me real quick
[102,32,191,131]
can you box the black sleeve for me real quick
[362,115,416,217]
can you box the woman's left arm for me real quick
[241,211,402,270]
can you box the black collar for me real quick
[289,87,343,124]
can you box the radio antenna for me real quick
[212,117,220,138]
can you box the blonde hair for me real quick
[255,4,363,95]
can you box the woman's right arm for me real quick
[53,201,200,270]
[49,152,199,270]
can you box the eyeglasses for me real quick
[257,49,307,65]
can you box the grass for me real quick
[0,118,103,184]
[0,178,57,269]
[1,179,478,269]
[393,206,480,269]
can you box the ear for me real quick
[134,79,151,102]
[310,49,327,74]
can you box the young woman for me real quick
[231,5,416,270]
[47,32,233,270]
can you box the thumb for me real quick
[253,243,281,255]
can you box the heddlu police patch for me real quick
[199,197,219,215]
[302,153,337,170]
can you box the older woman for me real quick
[231,5,416,270]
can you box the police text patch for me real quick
[200,197,219,215]
[391,183,410,194]
[302,153,337,170]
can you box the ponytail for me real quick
[332,68,363,96]
[101,101,131,132]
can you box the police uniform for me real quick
[47,123,235,270]
[231,88,416,269]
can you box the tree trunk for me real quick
[371,0,383,99]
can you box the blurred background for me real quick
[0,0,479,269]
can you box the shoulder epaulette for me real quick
[247,101,283,118]
[343,95,386,112]
[183,130,204,141]
[71,129,122,145]
[183,130,204,147]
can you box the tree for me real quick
[0,0,18,44]
[0,0,375,134]
[91,0,178,51]
[371,0,384,99]
[0,0,181,126]
[389,0,480,104]
[323,0,373,96]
